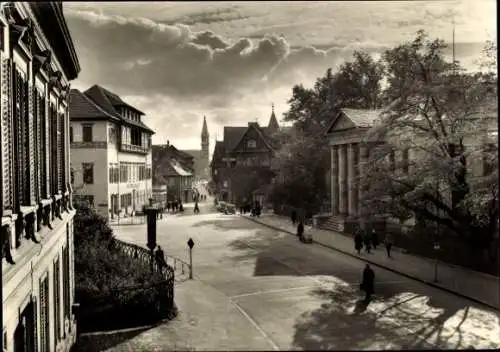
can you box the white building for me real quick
[69,85,154,219]
[1,2,80,351]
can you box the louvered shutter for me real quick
[1,58,13,209]
[57,112,63,192]
[32,295,38,352]
[28,84,35,204]
[53,259,61,343]
[39,277,49,352]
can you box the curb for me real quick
[242,215,500,311]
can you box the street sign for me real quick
[187,238,194,249]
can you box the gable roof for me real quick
[85,84,145,115]
[210,141,224,166]
[69,89,120,122]
[223,126,248,152]
[325,108,382,134]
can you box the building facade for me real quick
[69,85,154,219]
[181,115,210,181]
[323,107,498,233]
[152,142,194,203]
[211,107,280,205]
[1,2,80,352]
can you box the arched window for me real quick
[247,139,256,148]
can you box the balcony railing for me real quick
[120,143,150,154]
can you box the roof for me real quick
[223,126,248,152]
[169,160,193,177]
[85,84,145,115]
[201,116,209,138]
[341,108,382,127]
[69,89,120,121]
[70,85,154,133]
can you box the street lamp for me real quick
[433,178,441,283]
[145,198,160,273]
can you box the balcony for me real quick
[120,143,150,155]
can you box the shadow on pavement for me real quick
[193,217,500,350]
[73,325,155,352]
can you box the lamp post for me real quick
[145,198,159,273]
[433,179,441,283]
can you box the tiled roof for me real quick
[223,126,248,152]
[84,85,118,117]
[341,108,382,127]
[69,89,120,121]
[85,84,145,116]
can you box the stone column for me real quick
[358,144,368,226]
[338,144,348,215]
[331,145,339,215]
[347,143,357,217]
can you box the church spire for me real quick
[268,103,279,131]
[201,115,209,140]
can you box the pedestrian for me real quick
[166,202,171,213]
[354,228,363,255]
[297,221,304,241]
[384,233,393,258]
[360,264,375,302]
[371,229,379,250]
[155,246,167,267]
[291,210,297,225]
[179,202,184,212]
[194,202,200,214]
[364,232,372,254]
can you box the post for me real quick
[187,238,194,279]
[433,242,440,282]
[145,198,158,273]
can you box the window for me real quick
[40,276,50,352]
[108,126,115,143]
[63,244,71,321]
[82,124,93,142]
[13,300,37,352]
[109,164,119,183]
[247,139,257,148]
[82,163,94,184]
[70,168,75,185]
[70,126,73,142]
[120,163,128,182]
[53,259,61,343]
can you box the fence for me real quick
[76,238,176,332]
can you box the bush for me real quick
[73,201,169,332]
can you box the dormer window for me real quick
[247,139,256,149]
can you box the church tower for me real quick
[268,103,279,133]
[201,115,209,162]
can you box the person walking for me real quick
[354,228,363,255]
[360,264,375,302]
[297,221,304,242]
[194,202,200,214]
[371,229,379,250]
[291,209,297,225]
[155,246,167,267]
[384,233,393,258]
[364,232,372,254]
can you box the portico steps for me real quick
[314,214,361,234]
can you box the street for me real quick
[78,210,500,351]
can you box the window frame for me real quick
[82,124,93,142]
[82,162,94,184]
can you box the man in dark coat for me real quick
[371,229,379,250]
[361,264,375,302]
[155,246,167,267]
[385,233,394,258]
[291,210,297,225]
[354,229,363,255]
[297,221,304,241]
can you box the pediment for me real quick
[326,112,357,134]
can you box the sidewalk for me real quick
[243,213,500,310]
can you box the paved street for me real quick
[77,211,500,351]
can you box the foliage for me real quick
[271,49,385,212]
[228,166,274,204]
[362,30,498,253]
[73,201,164,305]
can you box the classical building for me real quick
[322,107,498,233]
[1,2,80,352]
[69,85,154,219]
[152,141,194,203]
[181,115,210,181]
[211,106,280,205]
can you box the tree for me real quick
[272,50,385,213]
[362,31,498,260]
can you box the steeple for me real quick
[268,103,279,131]
[201,115,209,141]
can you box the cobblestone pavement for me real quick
[76,213,500,351]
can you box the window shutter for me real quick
[32,295,38,352]
[57,112,63,191]
[28,83,35,204]
[53,259,60,343]
[39,277,49,352]
[1,58,13,209]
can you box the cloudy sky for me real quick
[64,1,496,154]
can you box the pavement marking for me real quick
[229,299,280,351]
[229,285,315,299]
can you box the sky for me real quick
[64,1,496,155]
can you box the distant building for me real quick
[211,105,281,205]
[69,84,155,218]
[152,141,195,203]
[181,115,210,181]
[1,2,81,351]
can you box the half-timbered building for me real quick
[1,2,80,351]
